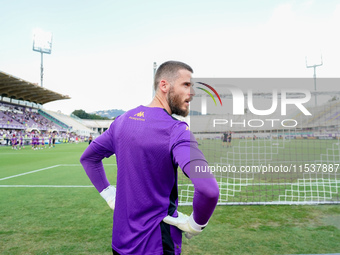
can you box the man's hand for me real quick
[100,185,116,210]
[163,211,208,239]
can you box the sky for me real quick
[1,0,340,115]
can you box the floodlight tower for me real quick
[33,29,52,87]
[153,62,157,97]
[306,55,323,106]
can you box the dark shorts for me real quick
[112,249,119,255]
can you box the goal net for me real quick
[178,78,340,205]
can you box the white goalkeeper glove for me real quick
[163,211,208,239]
[100,185,116,210]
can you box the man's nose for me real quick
[190,85,195,96]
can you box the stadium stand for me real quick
[0,101,64,131]
[0,70,107,146]
[0,71,70,104]
[43,109,96,136]
[80,119,113,134]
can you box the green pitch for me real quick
[0,143,339,254]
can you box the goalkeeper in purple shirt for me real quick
[80,61,219,255]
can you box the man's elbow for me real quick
[80,149,91,166]
[199,179,220,202]
[208,181,220,202]
[80,153,86,165]
[80,146,93,165]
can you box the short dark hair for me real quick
[154,61,193,91]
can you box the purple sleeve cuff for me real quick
[183,160,219,225]
[80,145,110,193]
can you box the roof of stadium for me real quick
[0,71,70,105]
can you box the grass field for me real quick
[1,142,340,254]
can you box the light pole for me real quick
[153,62,157,98]
[306,55,323,107]
[33,29,52,87]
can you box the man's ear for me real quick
[159,79,170,93]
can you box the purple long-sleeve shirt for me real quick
[80,106,219,255]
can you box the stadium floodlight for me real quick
[306,55,323,107]
[152,62,157,97]
[33,28,53,87]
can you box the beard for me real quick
[167,86,189,117]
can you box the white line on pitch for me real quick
[0,185,93,188]
[0,165,60,181]
[0,164,117,182]
[60,164,116,166]
[0,164,116,181]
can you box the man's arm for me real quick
[182,159,219,225]
[80,145,116,210]
[80,146,110,192]
[164,132,219,238]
